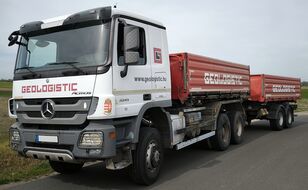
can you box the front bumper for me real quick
[10,121,116,162]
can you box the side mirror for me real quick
[8,31,20,47]
[124,26,140,64]
[8,36,18,46]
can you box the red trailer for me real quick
[245,74,300,130]
[170,53,250,103]
[250,74,301,102]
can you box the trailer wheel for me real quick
[49,161,83,174]
[270,108,285,131]
[210,113,231,151]
[129,127,163,185]
[284,107,294,128]
[229,111,245,144]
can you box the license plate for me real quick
[35,135,58,143]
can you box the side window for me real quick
[117,22,146,66]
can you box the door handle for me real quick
[143,94,151,101]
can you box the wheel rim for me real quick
[236,119,243,137]
[145,140,160,173]
[287,111,292,124]
[278,112,284,126]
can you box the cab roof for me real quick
[19,6,165,35]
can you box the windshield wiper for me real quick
[47,61,86,74]
[16,66,39,77]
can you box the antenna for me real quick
[113,3,118,8]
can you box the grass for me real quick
[0,91,12,97]
[0,81,12,97]
[301,87,308,99]
[297,88,308,112]
[0,81,12,89]
[0,97,52,185]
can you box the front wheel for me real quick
[129,127,163,185]
[49,161,84,174]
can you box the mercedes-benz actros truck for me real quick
[7,6,300,185]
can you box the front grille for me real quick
[16,97,92,125]
[26,142,74,152]
[24,98,81,105]
[25,111,77,118]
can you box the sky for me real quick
[1,0,308,80]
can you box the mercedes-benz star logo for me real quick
[41,99,55,119]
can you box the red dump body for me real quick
[170,53,250,102]
[250,74,301,102]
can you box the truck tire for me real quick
[247,119,252,127]
[270,107,285,131]
[229,111,245,144]
[49,161,83,174]
[284,107,294,128]
[210,113,231,151]
[129,127,163,185]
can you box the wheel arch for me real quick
[131,101,172,148]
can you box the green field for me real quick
[0,91,12,97]
[0,81,12,89]
[297,88,308,112]
[301,87,308,99]
[0,81,12,97]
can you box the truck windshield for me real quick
[15,23,110,77]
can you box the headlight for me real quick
[10,129,20,142]
[79,132,103,148]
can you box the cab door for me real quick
[112,18,152,117]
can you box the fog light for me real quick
[11,130,20,142]
[79,132,103,148]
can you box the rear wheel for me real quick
[284,107,294,128]
[229,111,245,144]
[129,127,163,185]
[270,107,285,131]
[210,113,231,151]
[49,161,84,174]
